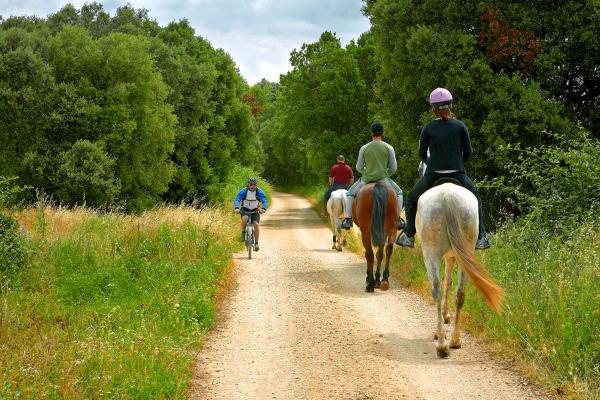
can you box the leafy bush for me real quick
[485,128,600,232]
[0,212,26,275]
[0,176,28,275]
[55,140,120,207]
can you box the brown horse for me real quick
[353,181,398,292]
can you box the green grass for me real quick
[0,205,241,399]
[290,184,599,400]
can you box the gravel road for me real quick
[191,192,551,400]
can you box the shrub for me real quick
[0,212,26,275]
[54,140,121,207]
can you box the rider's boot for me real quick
[341,195,354,230]
[475,234,490,250]
[395,233,414,248]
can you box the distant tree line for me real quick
[256,0,599,226]
[0,3,256,210]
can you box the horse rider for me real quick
[323,155,354,206]
[234,177,268,251]
[341,121,404,230]
[395,87,491,250]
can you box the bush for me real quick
[485,128,600,232]
[55,140,121,207]
[0,212,26,275]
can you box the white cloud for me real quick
[0,0,370,84]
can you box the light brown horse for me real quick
[353,181,398,292]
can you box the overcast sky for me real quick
[0,0,370,83]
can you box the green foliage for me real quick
[0,212,26,276]
[55,140,120,207]
[0,177,29,276]
[364,1,585,223]
[485,128,600,229]
[262,32,372,186]
[0,4,256,210]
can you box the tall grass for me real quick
[0,205,240,398]
[389,216,599,400]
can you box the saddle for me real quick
[433,177,462,187]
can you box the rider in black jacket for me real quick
[395,88,490,250]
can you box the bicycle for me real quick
[243,209,260,259]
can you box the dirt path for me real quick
[191,192,551,400]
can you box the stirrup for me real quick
[475,235,490,250]
[395,233,414,248]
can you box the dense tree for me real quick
[264,32,372,185]
[362,0,589,222]
[0,3,255,209]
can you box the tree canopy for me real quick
[0,3,256,210]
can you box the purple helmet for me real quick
[429,87,453,109]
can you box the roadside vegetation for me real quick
[0,167,272,398]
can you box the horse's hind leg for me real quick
[331,216,337,250]
[380,242,393,291]
[426,256,449,358]
[363,237,375,292]
[442,256,455,324]
[336,223,343,251]
[374,246,383,288]
[450,267,467,349]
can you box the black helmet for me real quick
[370,121,384,136]
[247,177,258,185]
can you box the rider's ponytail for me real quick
[433,107,455,121]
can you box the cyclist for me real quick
[395,87,490,250]
[234,177,268,251]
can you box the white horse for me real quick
[327,189,347,251]
[416,182,503,358]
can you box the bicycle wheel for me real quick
[246,227,253,259]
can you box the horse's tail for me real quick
[371,182,388,246]
[444,195,503,313]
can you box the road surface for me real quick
[191,192,550,400]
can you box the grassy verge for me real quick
[288,185,599,400]
[1,206,240,398]
[0,164,273,399]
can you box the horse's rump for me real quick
[418,184,503,312]
[355,182,397,246]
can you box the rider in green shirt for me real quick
[341,121,404,230]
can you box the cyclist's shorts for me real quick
[240,208,260,223]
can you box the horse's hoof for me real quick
[380,280,389,291]
[332,244,337,250]
[336,246,342,252]
[450,339,462,349]
[436,344,450,358]
[365,285,375,293]
[443,314,451,324]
